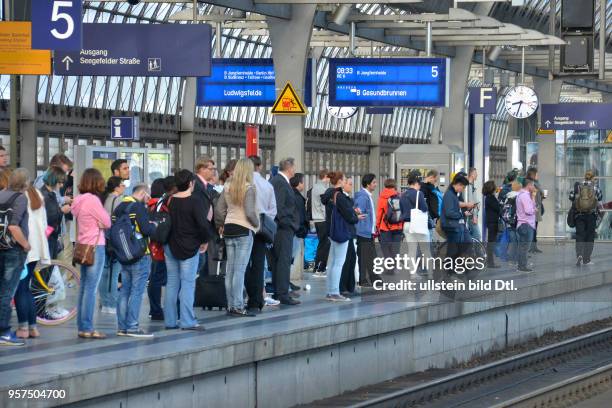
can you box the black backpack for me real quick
[385,195,402,225]
[149,197,171,244]
[110,203,147,265]
[306,188,313,221]
[0,193,21,250]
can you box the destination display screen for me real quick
[197,58,313,107]
[328,58,449,107]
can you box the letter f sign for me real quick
[480,87,494,108]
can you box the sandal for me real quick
[78,331,107,339]
[29,328,40,338]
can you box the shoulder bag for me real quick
[73,216,102,266]
[408,191,429,235]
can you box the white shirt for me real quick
[364,188,376,234]
[253,172,277,218]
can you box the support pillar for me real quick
[369,115,383,197]
[431,2,493,152]
[19,76,37,175]
[533,77,562,239]
[180,77,197,171]
[267,4,316,172]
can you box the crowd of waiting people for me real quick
[0,148,603,345]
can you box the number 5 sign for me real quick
[32,0,82,51]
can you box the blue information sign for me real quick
[329,58,449,107]
[541,104,612,130]
[54,23,211,77]
[196,58,314,107]
[32,0,83,51]
[468,87,497,114]
[110,116,139,141]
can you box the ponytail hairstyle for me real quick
[26,185,43,210]
[328,171,345,187]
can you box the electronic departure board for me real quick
[328,58,449,107]
[197,58,314,107]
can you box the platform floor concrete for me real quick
[1,242,611,398]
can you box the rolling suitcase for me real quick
[196,262,227,311]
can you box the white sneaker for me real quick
[326,294,351,302]
[264,296,280,306]
[101,306,117,315]
[47,307,70,320]
[313,271,327,278]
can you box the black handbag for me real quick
[567,205,576,228]
[257,213,277,244]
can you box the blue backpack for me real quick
[110,203,146,265]
[329,193,352,243]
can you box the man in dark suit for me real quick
[193,156,217,276]
[270,158,300,305]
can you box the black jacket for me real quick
[270,174,299,232]
[321,187,358,237]
[193,177,216,237]
[484,193,501,227]
[293,188,309,238]
[40,187,62,239]
[421,182,440,220]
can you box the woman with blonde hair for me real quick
[215,158,259,317]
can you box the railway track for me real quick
[311,327,612,408]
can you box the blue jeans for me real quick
[0,247,27,336]
[117,255,152,331]
[164,246,199,329]
[517,224,535,269]
[77,246,105,332]
[326,240,349,296]
[507,229,518,262]
[98,256,120,308]
[14,262,37,327]
[225,233,254,310]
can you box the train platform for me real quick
[2,243,612,408]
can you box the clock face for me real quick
[504,86,539,119]
[327,106,358,119]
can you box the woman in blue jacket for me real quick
[441,175,470,263]
[321,172,362,302]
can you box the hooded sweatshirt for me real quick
[72,193,111,246]
[376,188,403,232]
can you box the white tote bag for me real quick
[408,191,429,235]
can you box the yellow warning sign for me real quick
[605,130,612,143]
[271,82,308,115]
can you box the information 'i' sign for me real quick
[328,58,450,108]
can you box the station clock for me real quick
[504,86,539,119]
[327,106,358,119]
